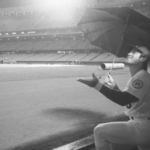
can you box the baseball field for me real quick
[0,64,130,150]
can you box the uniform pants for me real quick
[94,118,150,150]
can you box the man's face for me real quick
[126,48,143,65]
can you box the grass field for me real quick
[0,64,130,150]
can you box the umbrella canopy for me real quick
[77,7,150,57]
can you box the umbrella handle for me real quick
[109,35,124,73]
[109,14,130,73]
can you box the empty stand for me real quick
[54,53,78,61]
[68,53,88,61]
[81,53,100,62]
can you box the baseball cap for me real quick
[128,45,150,62]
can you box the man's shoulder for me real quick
[131,70,150,85]
[136,70,150,78]
[132,70,150,88]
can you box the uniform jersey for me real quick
[124,69,150,118]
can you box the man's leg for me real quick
[95,144,112,150]
[94,121,137,150]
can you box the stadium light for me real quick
[42,0,83,8]
[39,0,84,23]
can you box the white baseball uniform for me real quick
[94,70,150,150]
[124,70,150,118]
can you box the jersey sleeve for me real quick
[125,75,149,100]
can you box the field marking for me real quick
[0,64,85,68]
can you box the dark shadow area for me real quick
[41,107,129,127]
[5,108,129,150]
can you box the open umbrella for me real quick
[77,7,150,57]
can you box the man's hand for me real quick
[77,73,99,87]
[104,72,119,90]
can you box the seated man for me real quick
[77,46,150,150]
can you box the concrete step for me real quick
[53,135,139,150]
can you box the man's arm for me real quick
[77,73,139,106]
[98,83,139,106]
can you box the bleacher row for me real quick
[0,39,97,51]
[0,4,149,33]
[0,7,84,32]
[0,52,122,64]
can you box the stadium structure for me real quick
[0,0,149,66]
[0,1,150,150]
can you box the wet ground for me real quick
[0,64,130,150]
